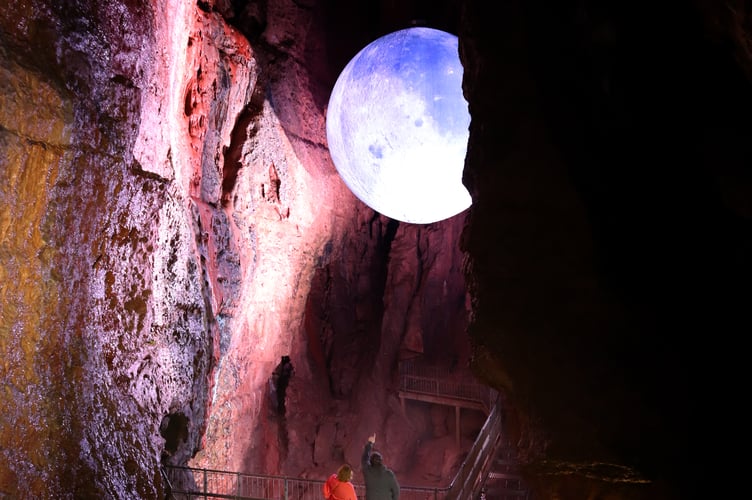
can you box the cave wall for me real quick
[0,0,471,497]
[0,0,247,496]
[460,0,752,498]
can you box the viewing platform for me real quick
[398,358,495,446]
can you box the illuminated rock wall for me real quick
[0,0,470,497]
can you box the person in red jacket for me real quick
[323,463,358,500]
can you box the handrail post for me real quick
[203,467,208,500]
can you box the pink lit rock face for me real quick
[0,0,473,497]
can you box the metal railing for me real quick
[444,391,503,499]
[164,466,448,500]
[398,358,496,411]
[164,466,315,499]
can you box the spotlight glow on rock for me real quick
[326,27,471,224]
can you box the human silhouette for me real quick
[361,433,400,500]
[323,463,358,500]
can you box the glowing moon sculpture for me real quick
[326,27,471,224]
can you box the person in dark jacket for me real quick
[361,433,400,500]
